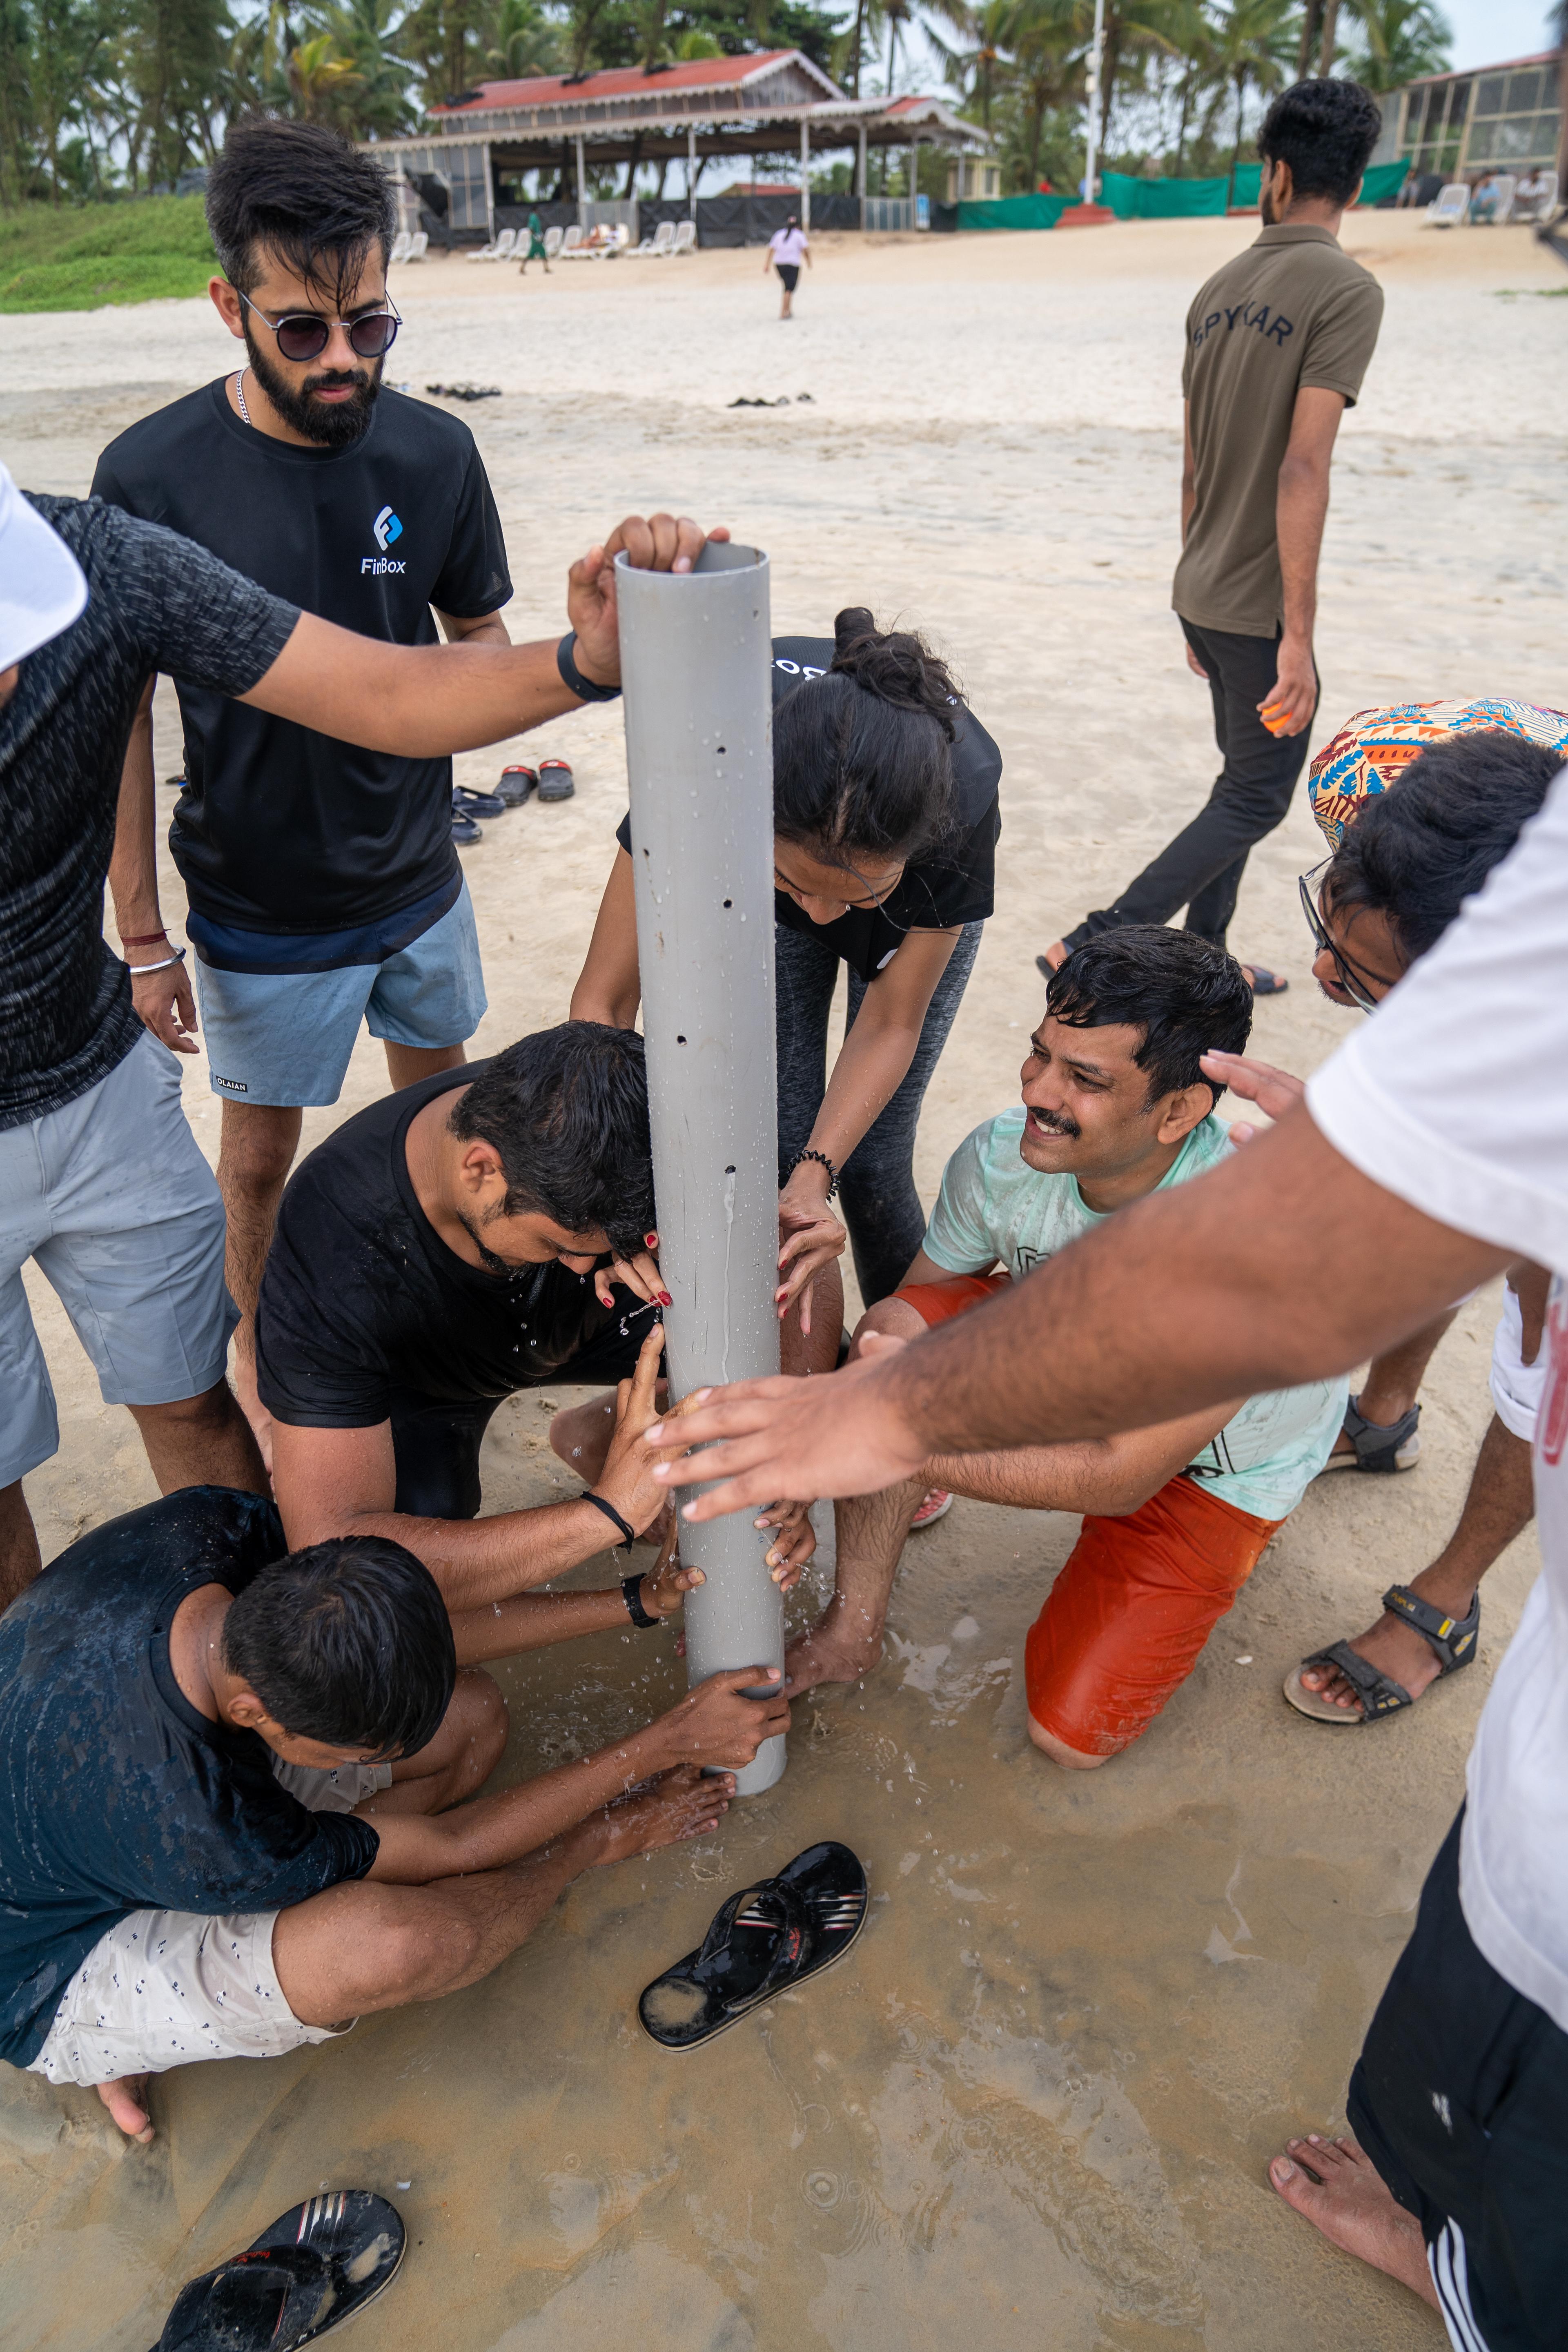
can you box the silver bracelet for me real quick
[127,948,187,974]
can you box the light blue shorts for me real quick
[192,880,487,1109]
[0,1033,236,1486]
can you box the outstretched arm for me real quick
[645,1104,1509,1516]
[243,514,724,757]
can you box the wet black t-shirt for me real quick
[256,1062,640,1428]
[615,635,1003,983]
[92,381,510,932]
[0,1488,379,2070]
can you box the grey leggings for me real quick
[775,919,984,1307]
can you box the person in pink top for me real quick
[766,216,811,318]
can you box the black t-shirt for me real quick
[614,635,1002,984]
[0,494,298,1132]
[91,382,511,933]
[0,1488,379,2070]
[256,1062,637,1426]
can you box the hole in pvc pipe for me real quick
[677,1035,687,1045]
[725,1165,736,1174]
[716,745,726,754]
[723,898,733,908]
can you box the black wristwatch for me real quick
[622,1572,658,1629]
[557,630,622,704]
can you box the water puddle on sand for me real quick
[2,1433,1464,2351]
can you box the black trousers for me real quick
[386,1305,648,1520]
[775,918,983,1307]
[1348,1809,1568,2351]
[1065,619,1319,955]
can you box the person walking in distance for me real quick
[1040,78,1385,996]
[765,214,810,318]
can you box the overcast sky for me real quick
[1442,0,1559,69]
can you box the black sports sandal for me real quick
[639,1841,867,2049]
[452,786,508,820]
[1283,1583,1479,1725]
[151,2192,404,2350]
[537,759,575,802]
[496,764,537,806]
[1315,1394,1421,1476]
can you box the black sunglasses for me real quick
[238,287,401,365]
[1298,860,1383,1012]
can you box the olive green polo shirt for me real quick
[1173,223,1384,639]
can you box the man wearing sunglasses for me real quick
[91,116,517,1461]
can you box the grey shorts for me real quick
[27,1755,391,2089]
[0,1033,237,1486]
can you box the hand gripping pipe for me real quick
[615,541,786,1794]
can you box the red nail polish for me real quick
[659,1290,673,1306]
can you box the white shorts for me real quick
[1490,1281,1546,1445]
[0,1032,236,1486]
[26,1756,391,2089]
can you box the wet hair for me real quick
[1046,926,1253,1106]
[1258,79,1383,208]
[222,1537,455,1762]
[207,114,396,302]
[773,608,961,875]
[1323,731,1562,967]
[447,1022,654,1253]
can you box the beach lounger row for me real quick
[388,230,428,265]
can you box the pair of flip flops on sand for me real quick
[452,760,574,840]
[152,1843,866,2345]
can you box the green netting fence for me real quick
[956,192,1074,230]
[1102,169,1229,218]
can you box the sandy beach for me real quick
[1,210,1563,2350]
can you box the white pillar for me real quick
[615,541,786,1798]
[1082,0,1106,205]
[858,120,868,218]
[688,122,697,217]
[800,117,811,228]
[481,140,495,237]
[910,132,918,224]
[575,131,587,220]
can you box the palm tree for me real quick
[483,0,557,77]
[930,0,1018,136]
[310,0,416,133]
[1202,0,1294,203]
[1071,0,1183,161]
[1338,0,1449,91]
[287,27,361,118]
[1009,0,1083,184]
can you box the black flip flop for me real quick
[497,764,537,806]
[453,786,508,819]
[452,810,482,844]
[639,1840,867,2049]
[1243,963,1290,996]
[537,759,575,802]
[152,2191,404,2350]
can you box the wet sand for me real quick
[2,211,1561,2348]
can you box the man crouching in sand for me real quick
[0,1486,782,2141]
[785,929,1347,1766]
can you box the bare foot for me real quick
[1269,2134,1437,2308]
[96,2074,155,2144]
[586,1765,733,1864]
[784,1607,880,1696]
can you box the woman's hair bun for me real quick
[830,609,961,743]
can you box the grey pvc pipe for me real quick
[615,542,786,1795]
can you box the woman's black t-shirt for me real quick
[615,635,1002,984]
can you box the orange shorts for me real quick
[891,1268,1280,1762]
[1025,1476,1281,1759]
[892,1271,1011,1326]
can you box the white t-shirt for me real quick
[1308,762,1568,2033]
[768,227,808,266]
[924,1109,1346,1520]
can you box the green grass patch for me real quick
[0,196,217,311]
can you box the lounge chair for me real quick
[1427,182,1470,228]
[640,220,677,258]
[388,229,412,266]
[559,224,586,258]
[671,220,697,255]
[467,233,501,262]
[491,227,518,261]
[1511,169,1559,224]
[406,231,429,262]
[543,225,564,258]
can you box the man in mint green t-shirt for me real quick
[786,928,1347,1768]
